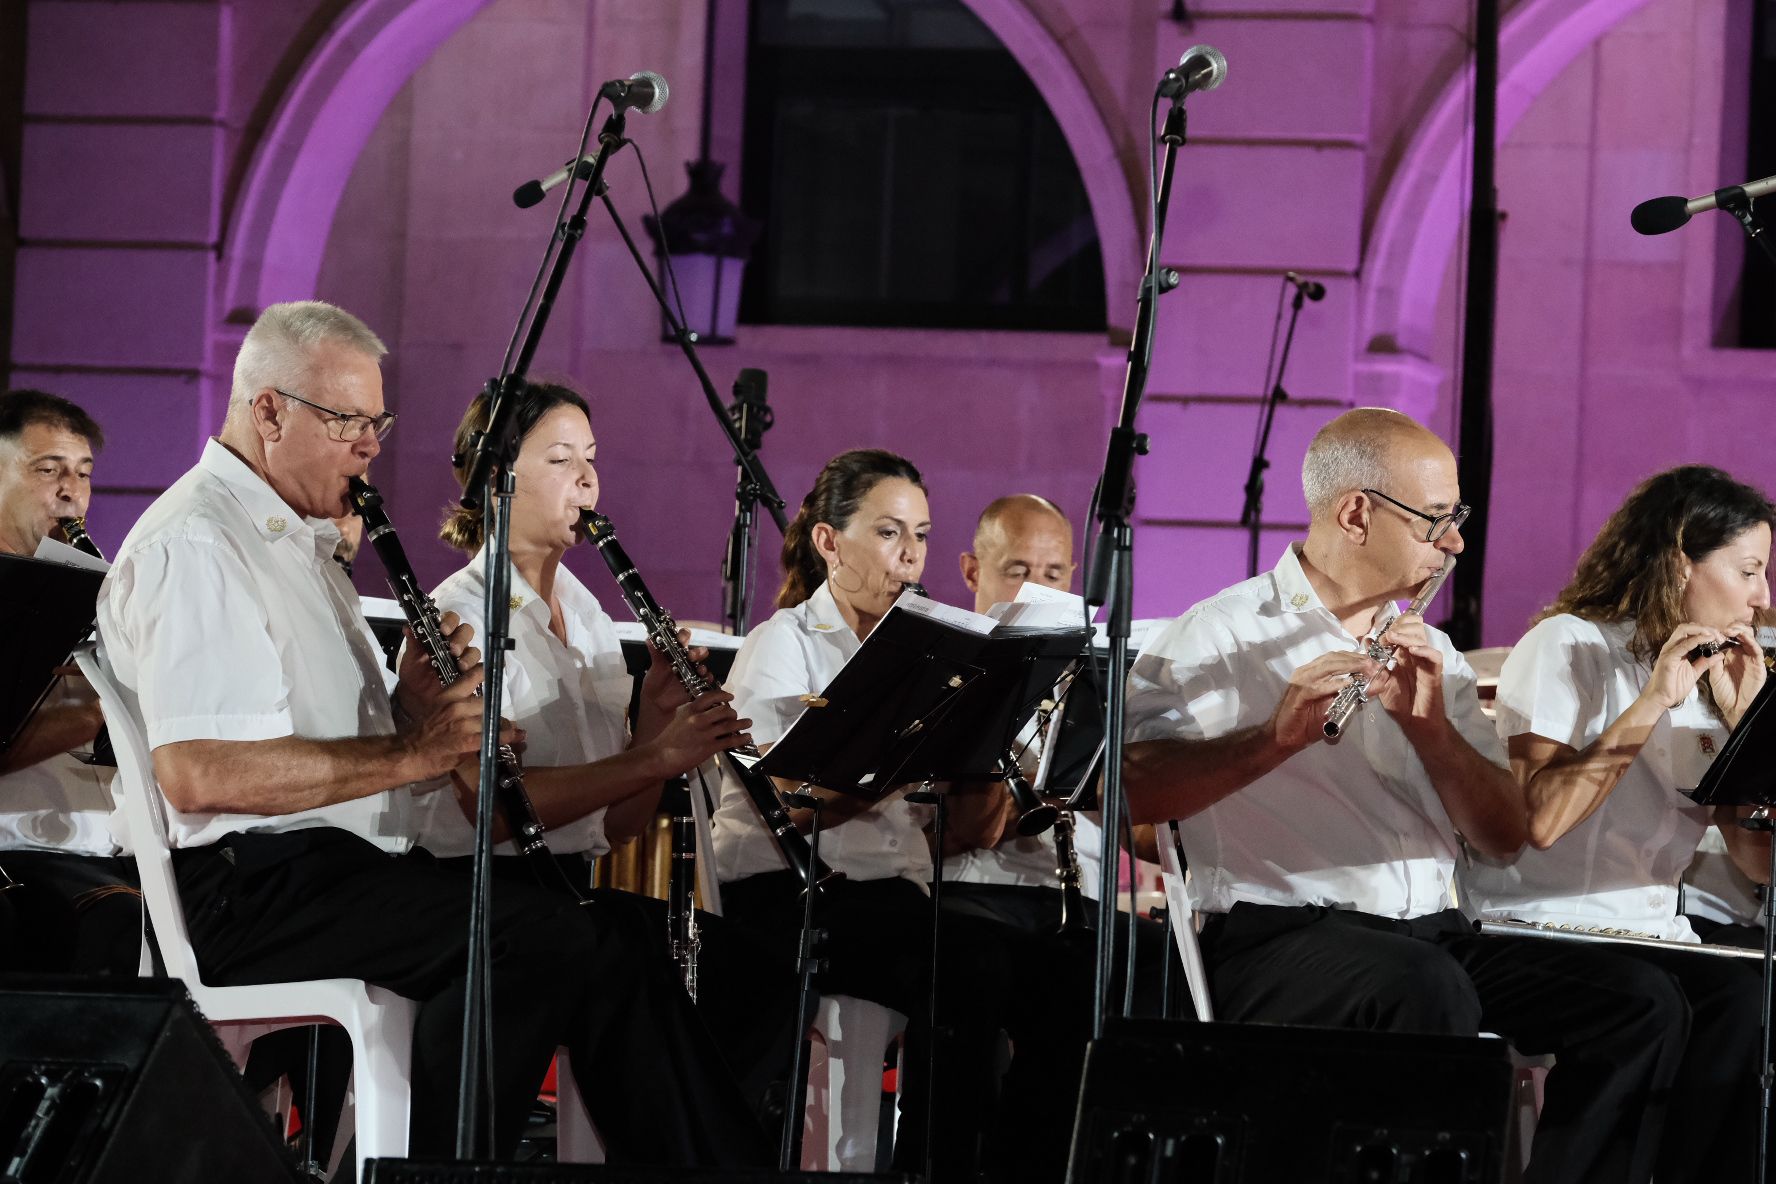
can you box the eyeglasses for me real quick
[275,388,397,443]
[1361,488,1472,543]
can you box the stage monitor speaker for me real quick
[0,976,296,1184]
[1067,1019,1514,1184]
[365,1166,914,1183]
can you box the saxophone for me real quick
[1323,555,1456,741]
[346,477,586,901]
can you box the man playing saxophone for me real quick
[1123,407,1687,1183]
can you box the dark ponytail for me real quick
[777,448,925,608]
[440,380,592,553]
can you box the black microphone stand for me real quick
[1720,187,1776,270]
[723,370,774,635]
[595,188,789,547]
[453,106,628,1158]
[1081,92,1187,1041]
[1239,282,1309,579]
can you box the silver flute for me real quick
[1323,555,1456,741]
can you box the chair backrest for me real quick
[75,644,208,986]
[1155,820,1214,1022]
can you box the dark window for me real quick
[740,0,1106,332]
[1737,0,1776,347]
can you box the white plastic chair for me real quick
[689,764,907,1172]
[802,993,908,1171]
[1155,821,1214,1021]
[77,645,418,1179]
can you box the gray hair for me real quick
[1300,407,1422,519]
[229,301,387,414]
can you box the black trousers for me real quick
[173,829,768,1165]
[2,850,142,975]
[721,869,1090,1184]
[433,852,801,1130]
[1202,903,1688,1184]
[939,881,1175,1018]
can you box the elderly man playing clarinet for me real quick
[1123,407,1686,1184]
[95,299,765,1164]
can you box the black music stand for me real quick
[756,601,1086,1179]
[0,553,106,755]
[1689,677,1776,1182]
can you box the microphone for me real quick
[1631,173,1776,235]
[1158,45,1227,99]
[600,70,669,114]
[1285,271,1326,301]
[513,157,595,209]
[512,72,669,208]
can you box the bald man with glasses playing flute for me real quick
[1123,408,1687,1184]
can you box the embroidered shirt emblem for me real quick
[266,516,287,534]
[1289,593,1309,609]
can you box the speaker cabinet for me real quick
[0,977,295,1183]
[1067,1019,1513,1184]
[365,1167,913,1183]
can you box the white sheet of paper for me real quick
[893,587,995,635]
[989,581,1089,630]
[34,535,108,574]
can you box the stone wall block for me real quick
[1155,18,1370,144]
[20,122,221,244]
[24,2,221,118]
[12,246,211,369]
[1161,144,1364,271]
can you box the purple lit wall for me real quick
[8,0,1773,646]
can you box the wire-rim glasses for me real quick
[1361,487,1471,543]
[274,388,397,443]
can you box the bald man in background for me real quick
[943,495,1169,1016]
[1123,408,1687,1183]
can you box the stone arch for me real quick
[1357,0,1656,408]
[219,0,1141,330]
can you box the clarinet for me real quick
[578,510,841,896]
[1052,810,1091,940]
[1323,555,1457,741]
[57,516,103,559]
[55,516,115,767]
[665,775,702,1000]
[347,477,586,901]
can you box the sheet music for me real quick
[989,581,1089,630]
[892,587,996,635]
[34,536,108,574]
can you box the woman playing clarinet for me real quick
[1460,464,1773,1184]
[423,381,747,874]
[711,448,1085,1184]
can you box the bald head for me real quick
[1301,407,1451,521]
[962,494,1076,613]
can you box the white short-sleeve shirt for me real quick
[1125,544,1505,920]
[710,582,933,886]
[1461,614,1720,942]
[96,440,414,852]
[0,675,122,857]
[412,550,632,858]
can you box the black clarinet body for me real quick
[578,509,840,895]
[58,516,103,559]
[347,477,584,901]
